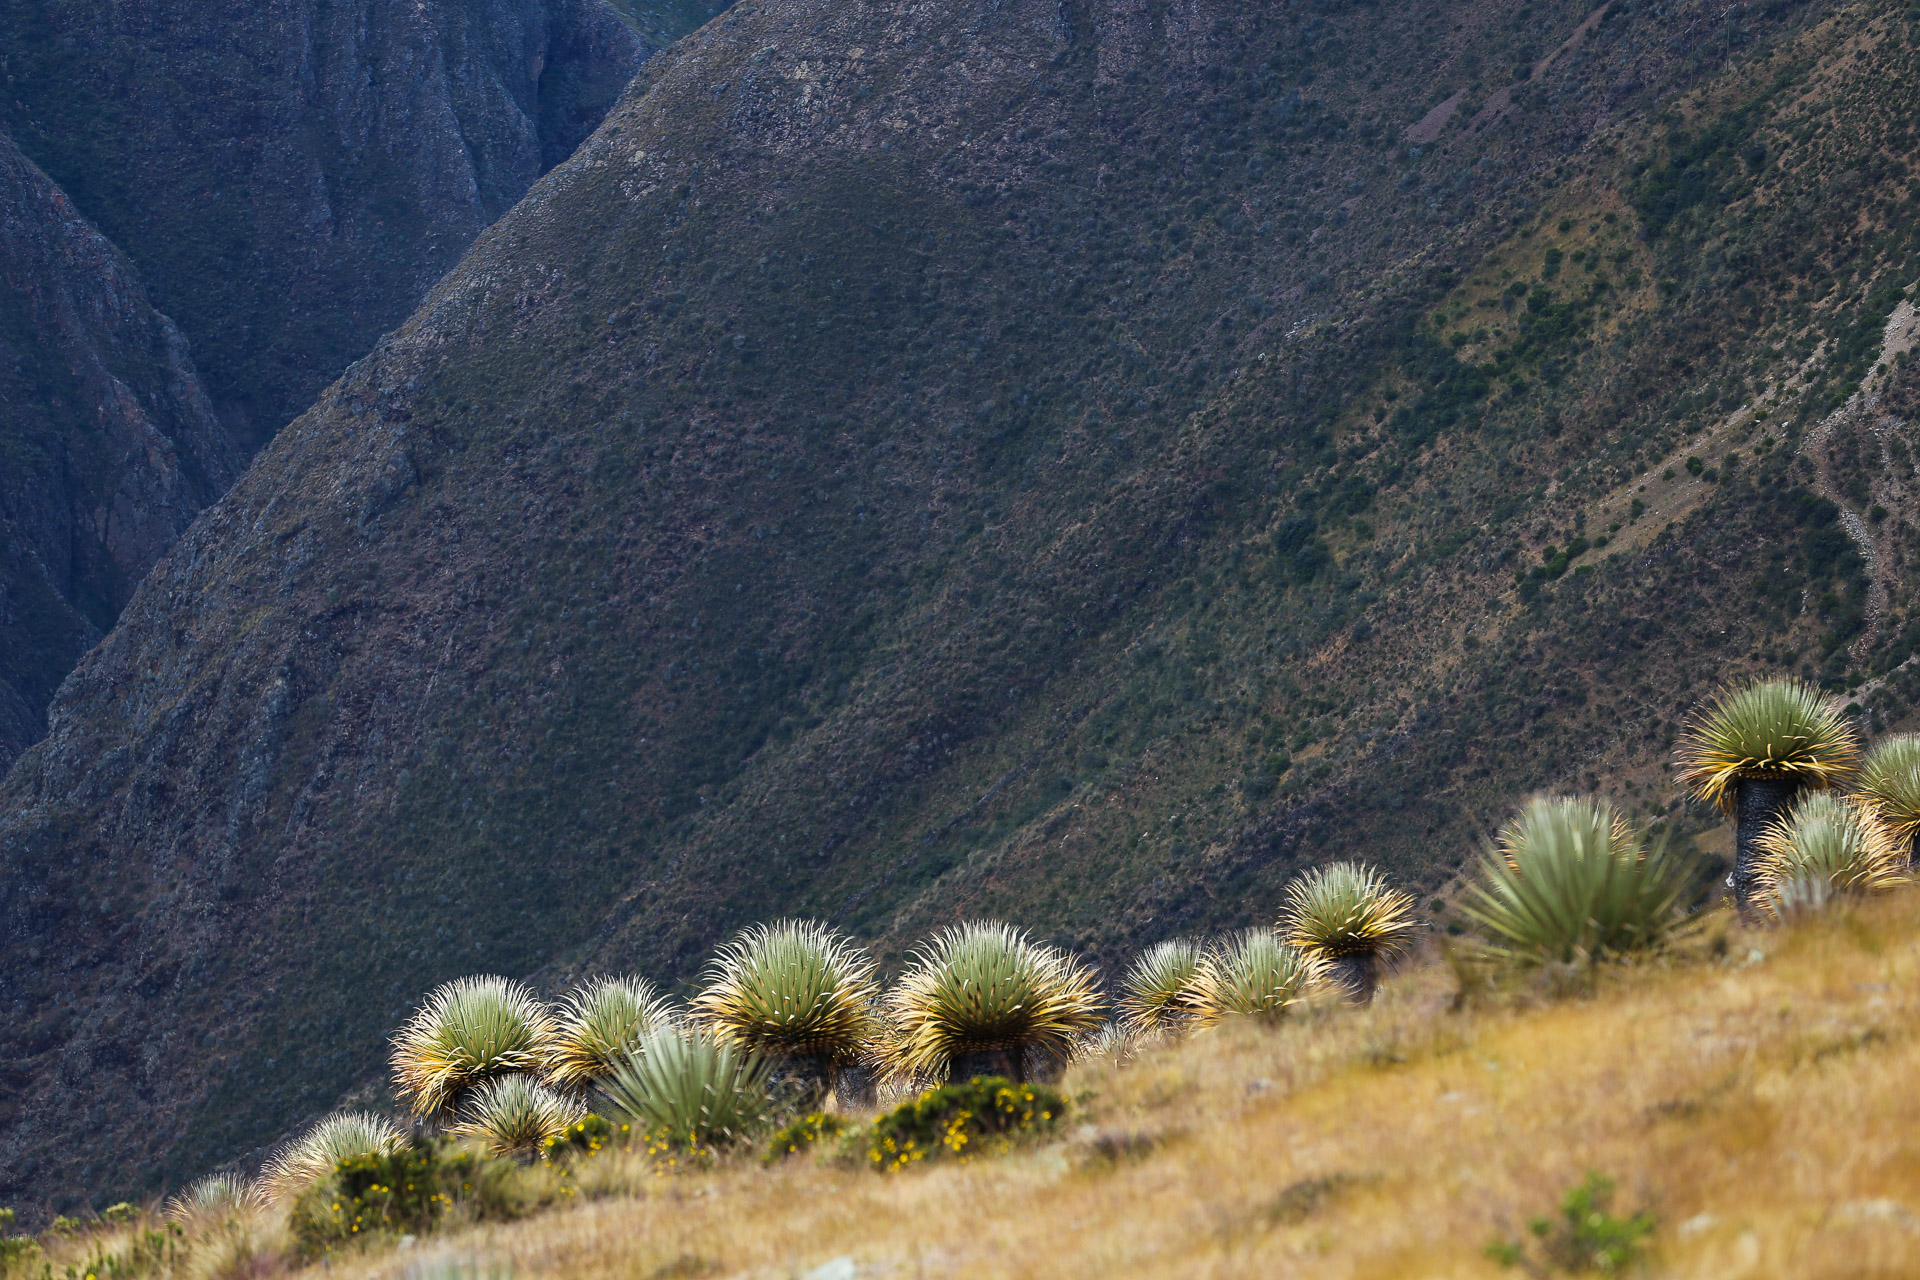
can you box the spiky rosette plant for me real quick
[1852,734,1920,866]
[881,922,1104,1085]
[1461,795,1693,966]
[448,1074,585,1160]
[1281,861,1419,1005]
[165,1171,261,1223]
[1190,930,1324,1027]
[689,920,880,1104]
[1675,678,1861,910]
[258,1112,402,1201]
[546,976,675,1093]
[1753,790,1904,913]
[1117,939,1207,1036]
[391,976,559,1119]
[597,1027,774,1150]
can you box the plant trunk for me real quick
[1733,774,1803,914]
[948,1048,1022,1084]
[776,1052,836,1109]
[1325,951,1380,1005]
[833,1061,878,1111]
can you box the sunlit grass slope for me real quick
[248,896,1920,1279]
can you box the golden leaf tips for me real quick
[1675,677,1861,813]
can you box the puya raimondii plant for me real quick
[880,921,1104,1086]
[1280,861,1419,1004]
[1460,795,1694,967]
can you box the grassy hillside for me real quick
[12,0,1920,1213]
[18,895,1920,1276]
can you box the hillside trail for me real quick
[1802,297,1920,662]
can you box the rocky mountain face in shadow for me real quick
[8,0,1920,1215]
[0,135,238,776]
[0,0,651,768]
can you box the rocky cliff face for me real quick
[0,135,239,775]
[0,0,650,768]
[10,0,1918,1214]
[0,0,650,446]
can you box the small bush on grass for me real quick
[689,920,880,1104]
[762,1112,854,1163]
[1485,1171,1653,1273]
[0,1211,38,1277]
[1281,862,1419,1003]
[290,1142,532,1257]
[541,1114,623,1163]
[864,1076,1066,1171]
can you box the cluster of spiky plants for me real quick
[1116,939,1206,1036]
[1853,734,1920,857]
[546,976,674,1091]
[1190,931,1324,1026]
[448,1074,586,1160]
[1462,796,1693,965]
[690,920,880,1063]
[164,1171,260,1222]
[597,1027,774,1148]
[391,976,559,1118]
[881,922,1104,1084]
[1675,678,1861,811]
[1754,790,1904,911]
[259,1111,403,1201]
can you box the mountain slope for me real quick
[0,135,238,775]
[0,0,653,767]
[0,0,651,447]
[10,0,1918,1212]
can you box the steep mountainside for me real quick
[7,0,1920,1211]
[0,0,650,447]
[0,0,653,765]
[0,136,238,776]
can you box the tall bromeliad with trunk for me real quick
[1280,862,1419,1004]
[1675,679,1861,912]
[880,922,1103,1086]
[689,920,881,1108]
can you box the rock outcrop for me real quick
[0,134,238,774]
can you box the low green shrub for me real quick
[762,1112,853,1163]
[541,1113,623,1163]
[290,1141,529,1256]
[864,1076,1065,1171]
[1485,1171,1653,1273]
[0,1210,38,1279]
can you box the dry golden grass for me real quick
[53,896,1920,1280]
[293,898,1920,1277]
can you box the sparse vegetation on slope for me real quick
[18,0,1920,1216]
